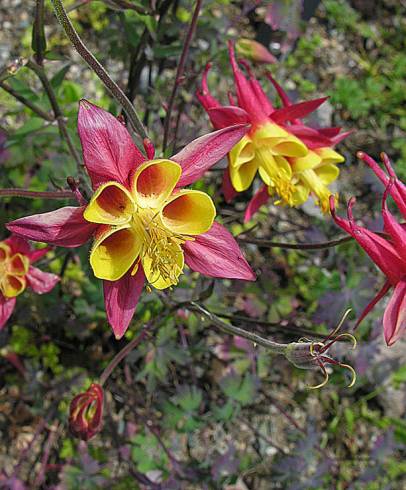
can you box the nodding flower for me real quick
[69,383,104,441]
[197,41,350,219]
[285,309,357,389]
[330,151,406,346]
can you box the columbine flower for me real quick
[8,101,254,339]
[197,41,349,219]
[330,152,406,345]
[69,383,103,441]
[285,309,357,389]
[0,234,59,329]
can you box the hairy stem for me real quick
[51,0,148,139]
[187,302,289,354]
[162,0,202,151]
[237,234,353,250]
[26,59,83,177]
[0,80,53,121]
[0,188,74,199]
[99,324,152,386]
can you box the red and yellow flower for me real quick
[0,234,59,329]
[197,41,350,220]
[8,101,255,339]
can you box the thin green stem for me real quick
[33,0,46,66]
[188,302,289,354]
[26,59,85,187]
[162,0,202,151]
[0,188,74,199]
[0,80,53,121]
[51,0,148,139]
[237,235,353,250]
[99,324,152,386]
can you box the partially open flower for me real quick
[236,39,276,64]
[69,383,104,441]
[285,310,357,389]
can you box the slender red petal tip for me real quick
[356,151,365,160]
[329,195,337,215]
[143,138,155,159]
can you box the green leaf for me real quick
[51,64,71,90]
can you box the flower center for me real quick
[132,207,188,288]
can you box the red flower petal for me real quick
[244,185,269,222]
[0,294,16,330]
[270,97,328,124]
[384,279,406,346]
[103,266,145,339]
[183,221,255,281]
[207,106,251,130]
[7,206,97,248]
[222,168,238,203]
[4,235,30,255]
[173,125,249,187]
[78,100,145,189]
[26,266,59,294]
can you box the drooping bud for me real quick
[69,383,104,441]
[285,309,357,389]
[235,39,276,64]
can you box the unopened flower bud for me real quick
[236,39,276,64]
[69,383,104,441]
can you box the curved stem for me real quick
[0,188,75,199]
[0,80,53,121]
[162,0,202,151]
[188,302,288,354]
[237,235,353,250]
[51,0,148,139]
[99,324,152,386]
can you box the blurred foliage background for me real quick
[0,0,405,488]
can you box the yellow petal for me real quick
[2,274,26,298]
[132,159,181,209]
[316,163,340,185]
[142,239,184,290]
[316,147,345,165]
[161,190,216,235]
[8,253,29,276]
[290,150,322,173]
[229,159,258,191]
[84,181,135,225]
[0,243,11,262]
[229,135,255,169]
[253,123,308,158]
[90,226,142,281]
[255,149,292,186]
[291,184,310,206]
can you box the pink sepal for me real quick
[222,168,238,203]
[27,247,53,264]
[26,266,60,294]
[270,97,328,124]
[384,279,406,346]
[7,206,97,248]
[103,266,145,339]
[287,124,333,149]
[174,125,249,187]
[207,106,251,130]
[354,280,392,330]
[5,235,30,255]
[244,185,269,222]
[183,221,255,281]
[78,100,145,189]
[0,294,16,330]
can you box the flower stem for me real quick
[50,0,148,140]
[0,80,53,121]
[26,59,83,178]
[162,0,202,151]
[237,235,353,250]
[99,324,152,386]
[188,302,289,354]
[0,188,75,199]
